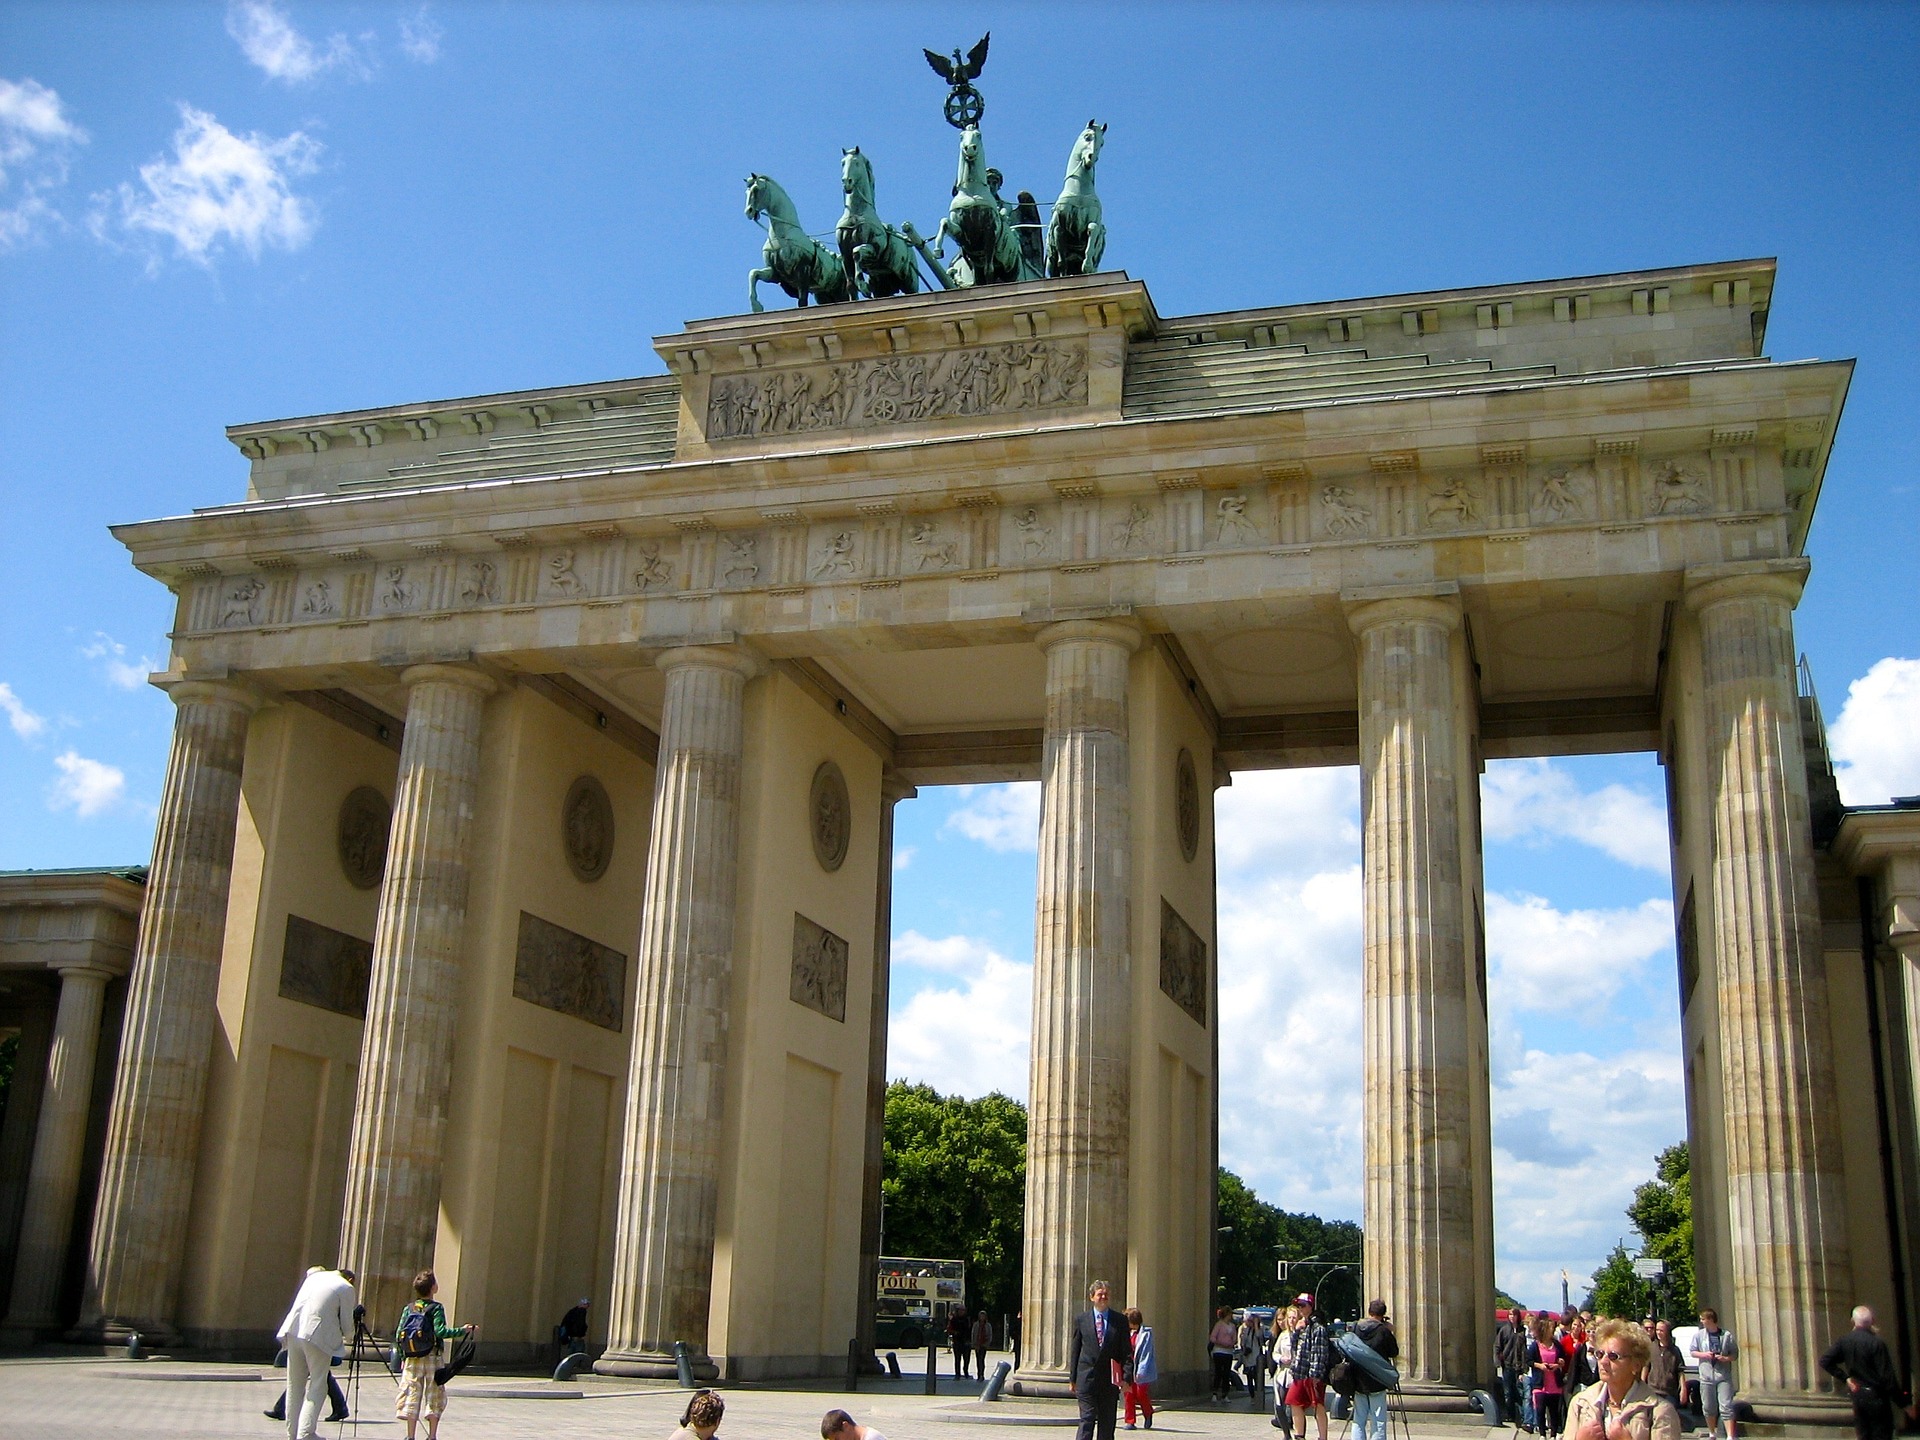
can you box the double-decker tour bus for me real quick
[874,1256,966,1349]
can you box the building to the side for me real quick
[1,260,1911,1415]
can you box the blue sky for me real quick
[4,2,1917,1311]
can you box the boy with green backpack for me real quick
[394,1270,473,1440]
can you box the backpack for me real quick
[1327,1358,1359,1398]
[397,1301,436,1359]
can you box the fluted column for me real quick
[79,678,258,1343]
[856,768,915,1369]
[2,964,114,1337]
[1685,560,1852,1405]
[1014,618,1139,1394]
[1349,593,1479,1392]
[598,645,757,1378]
[337,663,496,1329]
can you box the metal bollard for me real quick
[981,1360,1011,1401]
[847,1338,862,1390]
[885,1352,901,1378]
[924,1338,938,1395]
[125,1331,142,1361]
[674,1340,697,1389]
[553,1351,593,1382]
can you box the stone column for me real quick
[1348,592,1479,1394]
[855,768,915,1370]
[1,964,114,1338]
[1685,560,1852,1406]
[337,663,496,1329]
[79,678,258,1343]
[1013,619,1139,1394]
[598,646,757,1378]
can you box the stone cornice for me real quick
[114,356,1849,582]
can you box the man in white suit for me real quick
[277,1265,358,1440]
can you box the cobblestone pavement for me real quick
[0,1353,1508,1440]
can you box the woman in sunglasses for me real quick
[1566,1319,1682,1440]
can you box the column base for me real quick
[1007,1366,1074,1398]
[1741,1390,1855,1427]
[0,1323,45,1347]
[593,1346,719,1382]
[1388,1381,1480,1413]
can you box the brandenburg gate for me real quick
[44,256,1916,1418]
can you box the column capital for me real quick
[880,766,918,805]
[1034,617,1144,655]
[398,661,499,695]
[656,644,764,680]
[1683,557,1811,614]
[1343,581,1462,637]
[51,962,117,985]
[159,677,263,714]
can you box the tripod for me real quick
[336,1311,398,1436]
[1336,1383,1412,1440]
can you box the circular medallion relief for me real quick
[562,775,615,883]
[810,761,851,872]
[1176,749,1200,863]
[337,786,392,890]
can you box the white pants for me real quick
[285,1336,333,1440]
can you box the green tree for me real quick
[1585,1144,1696,1320]
[1218,1167,1364,1318]
[0,1032,15,1131]
[1626,1144,1696,1319]
[881,1080,1027,1316]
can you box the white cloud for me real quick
[888,930,1032,1099]
[95,105,320,266]
[1829,657,1920,807]
[80,633,157,690]
[1482,757,1670,872]
[893,845,917,872]
[1490,1041,1684,1308]
[1484,892,1674,1015]
[49,749,126,817]
[944,781,1041,852]
[0,76,87,248]
[0,681,47,740]
[398,8,443,63]
[226,1,369,84]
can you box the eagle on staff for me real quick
[925,32,991,128]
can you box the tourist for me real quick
[821,1407,886,1440]
[1210,1306,1238,1401]
[951,1303,972,1379]
[1270,1303,1300,1433]
[1563,1310,1595,1393]
[1238,1310,1266,1403]
[1820,1306,1916,1440]
[1498,1307,1532,1431]
[1644,1320,1685,1417]
[393,1270,474,1440]
[274,1264,357,1440]
[1122,1306,1157,1431]
[1689,1309,1738,1440]
[972,1309,994,1379]
[1069,1280,1132,1440]
[1349,1300,1401,1440]
[1565,1318,1680,1440]
[1531,1313,1568,1438]
[557,1296,590,1358]
[1011,1312,1023,1369]
[673,1390,725,1440]
[1286,1297,1331,1440]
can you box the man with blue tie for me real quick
[1071,1280,1134,1440]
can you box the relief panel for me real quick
[513,911,628,1031]
[279,914,374,1020]
[790,912,849,1022]
[1158,898,1207,1028]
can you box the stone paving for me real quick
[0,1351,1512,1440]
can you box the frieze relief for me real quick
[705,339,1089,441]
[790,912,849,1022]
[181,451,1754,635]
[1158,898,1207,1028]
[280,914,374,1020]
[513,910,627,1031]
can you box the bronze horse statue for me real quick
[933,124,1034,288]
[1047,120,1107,278]
[836,148,922,299]
[745,173,851,312]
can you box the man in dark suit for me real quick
[1070,1280,1133,1440]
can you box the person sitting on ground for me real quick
[822,1407,887,1440]
[393,1269,475,1440]
[672,1389,726,1440]
[557,1296,590,1358]
[1565,1318,1680,1440]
